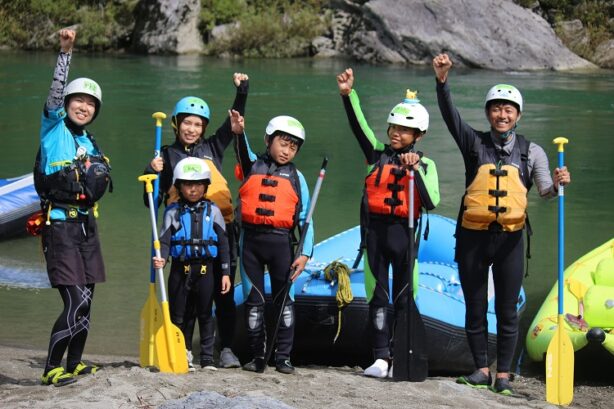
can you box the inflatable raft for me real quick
[0,174,39,240]
[231,214,527,374]
[525,238,614,378]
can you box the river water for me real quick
[0,52,612,359]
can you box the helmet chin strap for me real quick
[496,123,517,141]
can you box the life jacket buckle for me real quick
[256,208,274,216]
[488,205,507,214]
[488,189,507,198]
[259,193,276,202]
[261,178,278,187]
[489,168,508,177]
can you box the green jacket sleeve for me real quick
[415,155,440,211]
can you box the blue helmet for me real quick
[172,96,210,124]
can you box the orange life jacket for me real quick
[239,160,300,230]
[365,158,421,220]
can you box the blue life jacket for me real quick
[169,201,218,261]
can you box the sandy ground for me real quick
[0,345,612,409]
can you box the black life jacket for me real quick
[33,132,112,208]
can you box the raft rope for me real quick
[323,261,353,343]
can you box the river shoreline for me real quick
[0,345,612,409]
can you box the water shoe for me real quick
[70,362,99,376]
[186,350,196,373]
[242,357,265,373]
[41,367,77,387]
[456,369,492,389]
[275,359,295,374]
[219,348,241,368]
[490,377,514,396]
[200,359,218,371]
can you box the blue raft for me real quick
[0,173,39,240]
[231,214,526,374]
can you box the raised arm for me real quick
[433,54,478,156]
[336,68,384,164]
[46,29,75,112]
[207,73,250,160]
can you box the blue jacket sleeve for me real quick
[296,170,314,258]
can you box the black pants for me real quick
[168,260,215,362]
[239,229,294,360]
[365,218,415,360]
[182,222,237,352]
[45,284,95,372]
[456,227,524,373]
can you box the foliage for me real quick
[205,0,329,57]
[515,1,614,41]
[0,0,137,50]
[200,0,246,32]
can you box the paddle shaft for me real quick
[150,112,166,283]
[393,167,428,381]
[264,157,328,365]
[144,185,169,303]
[546,137,573,405]
[557,149,565,315]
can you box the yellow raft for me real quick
[526,238,614,366]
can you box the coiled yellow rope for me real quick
[324,261,353,343]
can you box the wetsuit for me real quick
[235,135,314,361]
[436,79,557,373]
[143,80,248,351]
[341,89,440,361]
[39,50,108,374]
[158,199,230,363]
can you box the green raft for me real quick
[526,238,614,374]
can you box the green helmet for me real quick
[64,77,102,119]
[485,84,523,112]
[387,90,429,132]
[265,115,306,144]
[173,157,211,186]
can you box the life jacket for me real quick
[364,150,422,220]
[461,134,532,232]
[169,200,218,261]
[238,159,301,231]
[33,132,112,208]
[163,142,234,223]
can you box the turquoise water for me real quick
[0,52,613,358]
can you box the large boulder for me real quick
[132,0,204,54]
[331,0,596,70]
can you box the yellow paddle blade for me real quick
[139,283,161,367]
[154,301,188,374]
[545,315,574,406]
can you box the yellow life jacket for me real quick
[462,163,527,232]
[168,157,234,223]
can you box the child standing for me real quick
[37,29,111,387]
[153,157,231,370]
[144,73,248,369]
[232,110,314,374]
[336,68,440,378]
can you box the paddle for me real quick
[263,157,328,367]
[139,112,166,368]
[546,137,573,405]
[393,167,428,382]
[138,174,188,374]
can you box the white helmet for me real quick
[265,115,305,143]
[173,157,211,186]
[485,84,523,112]
[64,77,102,106]
[387,90,429,133]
